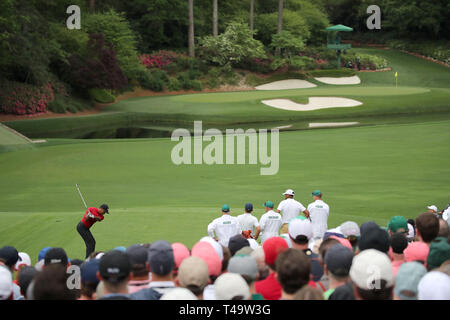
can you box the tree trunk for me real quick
[276,0,283,56]
[213,0,218,37]
[89,0,95,14]
[250,0,254,37]
[188,0,195,57]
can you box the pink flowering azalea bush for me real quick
[0,81,68,115]
[140,50,178,70]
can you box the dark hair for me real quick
[318,238,340,261]
[437,219,450,238]
[291,235,309,245]
[416,213,439,243]
[185,284,204,296]
[276,249,310,294]
[221,246,231,272]
[17,266,38,298]
[33,264,77,300]
[80,281,98,299]
[355,280,393,300]
[293,286,324,300]
[131,264,148,278]
[70,259,84,267]
[390,232,408,254]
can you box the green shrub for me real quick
[88,88,116,104]
[167,77,181,91]
[137,69,167,91]
[270,58,287,71]
[47,93,91,114]
[289,56,315,70]
[177,72,202,91]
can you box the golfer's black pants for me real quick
[76,222,96,259]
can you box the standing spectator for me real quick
[33,264,77,300]
[254,237,288,300]
[404,241,429,264]
[251,247,269,281]
[427,237,450,271]
[293,286,324,300]
[277,189,309,233]
[237,203,261,240]
[215,273,250,300]
[146,240,176,295]
[160,288,197,300]
[191,241,222,300]
[207,205,241,247]
[437,219,449,238]
[171,242,190,276]
[288,218,324,283]
[79,259,100,300]
[97,250,131,300]
[228,234,250,256]
[393,262,427,300]
[16,266,37,300]
[387,216,409,236]
[307,190,330,239]
[14,252,31,272]
[0,266,13,300]
[228,254,264,300]
[44,247,69,268]
[176,256,209,299]
[427,205,438,215]
[259,201,283,244]
[323,244,354,300]
[407,222,416,242]
[415,212,439,245]
[358,224,390,254]
[0,246,22,299]
[339,221,360,252]
[418,271,450,300]
[126,244,151,294]
[318,237,340,290]
[390,232,408,277]
[349,249,394,300]
[276,249,310,300]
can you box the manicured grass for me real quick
[0,120,449,261]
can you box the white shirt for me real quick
[307,199,330,239]
[237,213,260,234]
[259,210,282,244]
[277,198,306,224]
[207,214,241,247]
[442,207,449,221]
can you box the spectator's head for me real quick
[0,246,20,271]
[324,244,354,282]
[80,259,100,300]
[358,225,390,254]
[418,271,450,300]
[228,234,249,256]
[228,254,259,285]
[292,286,324,300]
[329,236,353,251]
[33,264,77,300]
[387,216,408,236]
[245,203,253,213]
[98,250,131,295]
[250,247,269,280]
[263,200,275,211]
[350,249,394,300]
[427,205,438,214]
[17,266,38,299]
[171,242,190,276]
[427,237,450,271]
[283,189,295,199]
[70,259,84,267]
[416,212,439,244]
[148,240,175,278]
[221,246,231,273]
[126,244,149,279]
[160,288,197,300]
[275,249,310,299]
[262,237,289,271]
[176,256,209,298]
[318,237,340,265]
[191,241,222,281]
[311,189,322,200]
[199,237,224,261]
[437,219,449,238]
[404,241,429,264]
[44,247,69,268]
[340,221,360,250]
[214,273,250,300]
[390,232,408,255]
[222,204,230,214]
[407,223,415,242]
[14,252,31,272]
[393,262,427,300]
[0,266,13,300]
[288,218,313,249]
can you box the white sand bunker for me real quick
[309,122,360,128]
[255,79,317,90]
[261,97,362,111]
[314,75,361,85]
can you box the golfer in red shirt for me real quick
[76,204,109,258]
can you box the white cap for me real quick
[34,260,45,272]
[340,221,360,237]
[247,239,259,250]
[15,252,31,271]
[280,233,292,248]
[283,189,295,196]
[407,223,415,240]
[288,218,313,240]
[418,271,450,300]
[349,249,394,290]
[200,236,224,261]
[160,288,198,300]
[427,205,438,212]
[0,266,13,300]
[214,273,250,300]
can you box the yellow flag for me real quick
[395,72,398,78]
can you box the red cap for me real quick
[404,241,430,263]
[171,243,190,269]
[263,237,289,266]
[191,241,221,276]
[330,236,353,251]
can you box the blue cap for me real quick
[148,240,174,276]
[245,203,253,212]
[38,247,52,261]
[81,259,100,285]
[113,246,127,253]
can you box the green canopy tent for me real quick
[326,24,353,68]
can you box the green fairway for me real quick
[0,120,449,261]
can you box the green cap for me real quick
[222,204,230,212]
[387,216,408,233]
[263,201,274,208]
[427,237,450,270]
[312,190,322,197]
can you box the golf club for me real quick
[76,184,94,218]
